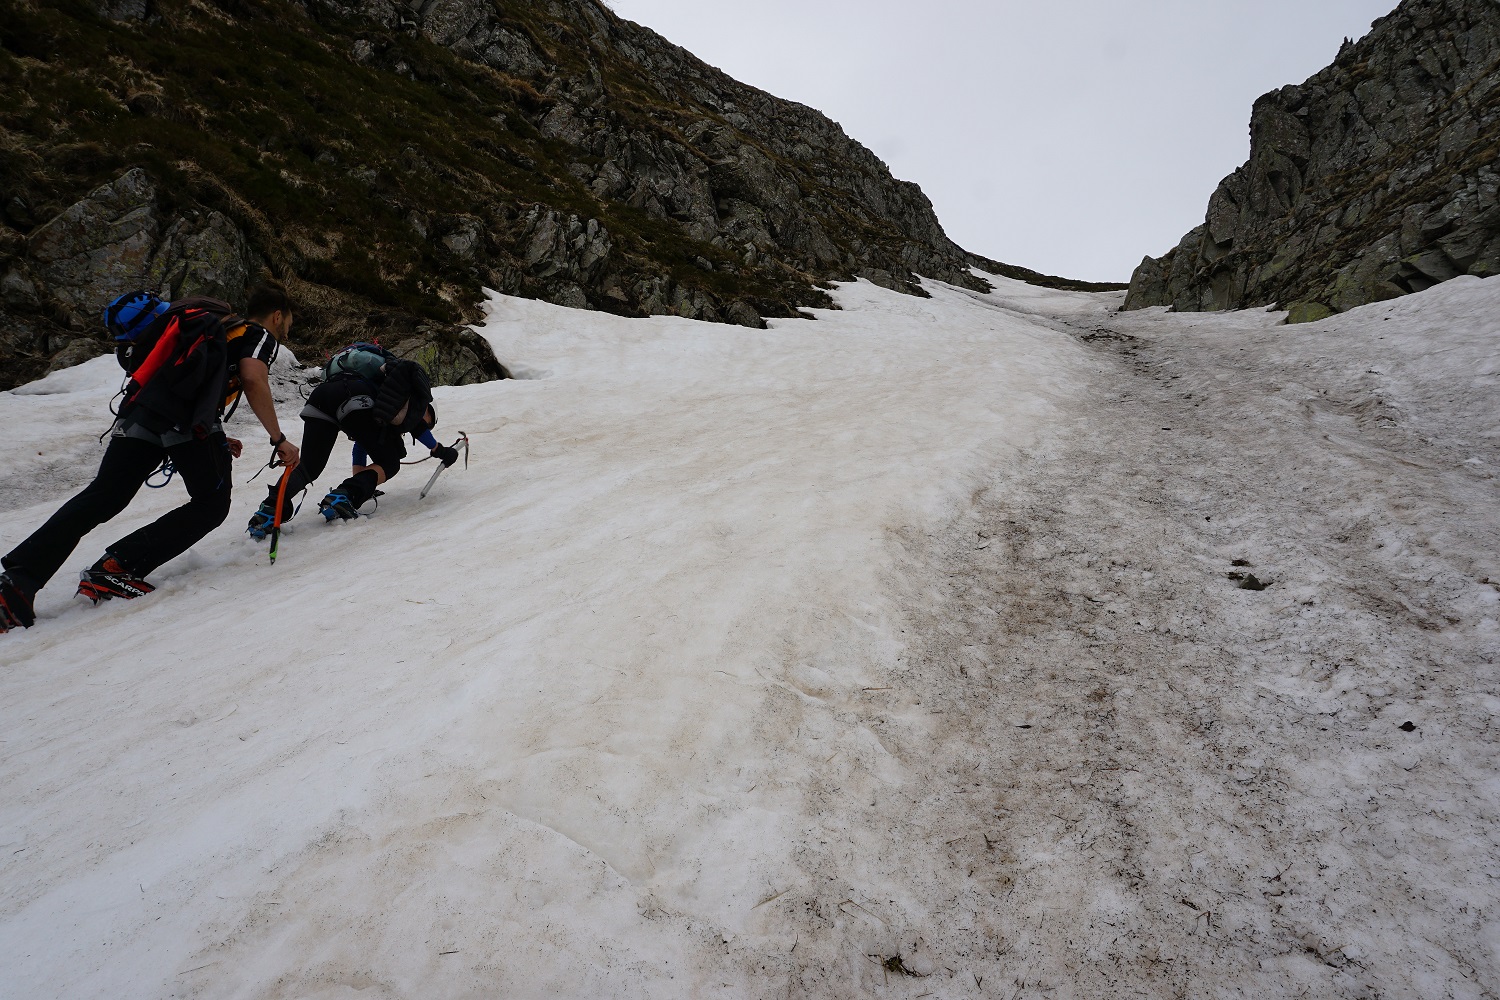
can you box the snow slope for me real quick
[0,274,1496,998]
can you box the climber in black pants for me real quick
[247,357,456,532]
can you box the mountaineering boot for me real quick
[318,492,359,522]
[0,572,36,632]
[320,469,380,522]
[247,483,295,540]
[247,505,275,539]
[77,553,155,604]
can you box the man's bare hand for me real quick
[226,437,244,459]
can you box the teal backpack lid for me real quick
[326,343,391,382]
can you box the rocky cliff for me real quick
[0,0,1110,391]
[1124,0,1500,318]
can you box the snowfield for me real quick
[0,274,1497,998]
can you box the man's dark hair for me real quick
[246,280,294,320]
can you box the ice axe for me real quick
[268,464,293,564]
[420,432,468,499]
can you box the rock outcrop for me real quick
[1124,0,1500,317]
[313,0,993,304]
[1,0,1107,390]
[26,169,251,322]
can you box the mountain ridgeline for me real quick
[1125,0,1500,319]
[0,0,1117,391]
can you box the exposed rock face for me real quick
[26,169,161,321]
[95,0,150,20]
[26,169,250,322]
[1124,0,1500,316]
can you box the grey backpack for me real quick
[325,342,393,383]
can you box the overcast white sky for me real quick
[601,0,1398,283]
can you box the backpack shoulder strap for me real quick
[170,295,235,316]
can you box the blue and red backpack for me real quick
[104,291,171,372]
[103,291,239,437]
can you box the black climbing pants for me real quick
[3,430,233,593]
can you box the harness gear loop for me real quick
[144,458,176,489]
